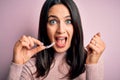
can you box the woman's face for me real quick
[47,4,73,53]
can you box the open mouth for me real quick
[55,36,67,48]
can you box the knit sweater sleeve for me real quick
[86,58,104,80]
[77,58,104,80]
[7,58,37,80]
[7,63,24,80]
[8,58,104,80]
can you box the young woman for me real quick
[8,0,105,80]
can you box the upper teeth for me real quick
[57,38,65,40]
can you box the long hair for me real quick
[36,0,87,79]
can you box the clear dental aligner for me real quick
[45,42,55,49]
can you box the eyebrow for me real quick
[48,15,71,19]
[48,15,58,19]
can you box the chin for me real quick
[53,46,69,53]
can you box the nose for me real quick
[56,21,65,34]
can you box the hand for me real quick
[86,33,105,64]
[13,35,46,64]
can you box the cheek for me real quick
[68,26,74,38]
[47,25,56,40]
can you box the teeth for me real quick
[57,37,65,40]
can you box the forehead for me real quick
[48,4,70,17]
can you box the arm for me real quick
[77,33,105,80]
[85,33,105,80]
[86,57,104,80]
[77,57,104,80]
[8,35,45,80]
[8,63,23,80]
[8,58,37,80]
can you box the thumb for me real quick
[86,45,91,54]
[86,44,95,55]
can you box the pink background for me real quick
[0,0,120,80]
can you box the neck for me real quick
[54,52,66,62]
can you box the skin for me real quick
[13,35,46,64]
[47,4,73,53]
[13,4,105,65]
[86,33,105,64]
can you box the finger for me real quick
[92,36,105,48]
[19,40,30,49]
[96,32,101,37]
[86,45,92,54]
[28,36,34,47]
[18,35,30,49]
[86,44,100,55]
[90,37,105,53]
[92,36,103,47]
[88,43,99,53]
[31,38,44,46]
[20,35,29,43]
[30,45,46,55]
[90,39,96,45]
[93,35,101,42]
[94,32,101,38]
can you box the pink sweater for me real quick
[8,53,103,80]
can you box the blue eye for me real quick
[49,20,57,25]
[65,19,72,24]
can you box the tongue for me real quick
[56,39,65,47]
